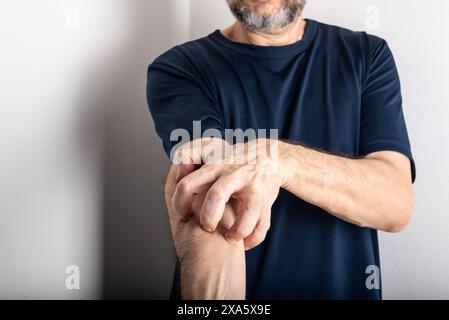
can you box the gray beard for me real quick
[226,0,306,34]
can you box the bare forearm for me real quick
[165,166,245,300]
[179,222,245,300]
[279,142,413,232]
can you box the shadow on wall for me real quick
[92,1,181,299]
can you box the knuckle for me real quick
[177,179,192,194]
[245,200,261,213]
[208,187,224,202]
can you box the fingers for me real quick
[243,206,271,250]
[220,198,239,229]
[172,137,230,167]
[171,163,196,221]
[192,188,236,231]
[199,170,252,232]
[175,163,196,183]
[173,164,225,221]
[171,137,231,220]
[220,205,237,230]
[191,190,206,214]
[224,191,263,245]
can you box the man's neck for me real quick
[221,17,306,47]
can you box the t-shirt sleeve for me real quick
[146,52,224,158]
[359,39,416,182]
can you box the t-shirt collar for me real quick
[209,19,318,59]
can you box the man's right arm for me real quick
[165,165,246,300]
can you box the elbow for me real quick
[384,191,414,233]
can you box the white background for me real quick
[0,0,448,299]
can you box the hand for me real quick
[165,165,246,300]
[173,138,287,250]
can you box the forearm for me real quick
[179,221,245,300]
[165,165,245,300]
[279,142,413,232]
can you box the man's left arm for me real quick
[278,39,415,232]
[173,139,414,250]
[278,143,413,233]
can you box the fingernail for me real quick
[225,233,237,245]
[202,225,214,233]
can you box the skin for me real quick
[163,0,414,298]
[173,137,413,251]
[223,0,307,45]
[222,10,307,45]
[165,165,246,299]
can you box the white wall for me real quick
[1,0,448,300]
[0,0,189,299]
[189,0,449,299]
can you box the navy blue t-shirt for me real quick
[147,19,415,299]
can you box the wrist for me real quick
[277,140,296,189]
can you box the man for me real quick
[147,0,415,299]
